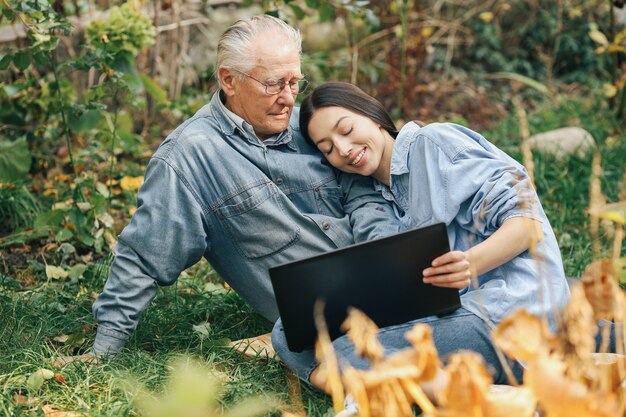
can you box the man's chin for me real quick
[269,118,290,131]
[256,122,290,139]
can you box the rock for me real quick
[529,127,596,160]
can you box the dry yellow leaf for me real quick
[479,11,494,23]
[434,351,491,417]
[492,309,552,362]
[119,175,144,191]
[313,301,344,414]
[588,201,626,225]
[589,29,609,46]
[590,353,626,393]
[483,385,536,417]
[581,259,622,322]
[403,324,440,381]
[556,284,597,362]
[41,405,86,417]
[525,354,620,417]
[341,308,384,364]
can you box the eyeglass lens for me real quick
[266,79,309,95]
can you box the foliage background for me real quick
[0,0,625,416]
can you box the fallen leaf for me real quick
[76,202,92,212]
[192,321,212,339]
[120,175,144,191]
[52,199,74,210]
[41,404,85,416]
[96,212,114,228]
[27,369,55,391]
[588,29,609,46]
[13,392,38,406]
[67,264,88,280]
[45,265,68,280]
[479,11,494,23]
[53,334,70,344]
[54,374,66,385]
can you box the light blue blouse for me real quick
[375,122,570,328]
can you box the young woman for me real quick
[279,81,570,386]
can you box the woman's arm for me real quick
[422,217,543,289]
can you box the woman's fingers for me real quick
[423,269,471,285]
[430,278,471,289]
[431,251,466,267]
[422,250,473,289]
[423,251,470,277]
[423,260,470,276]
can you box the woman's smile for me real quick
[350,147,367,167]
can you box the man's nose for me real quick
[276,85,296,106]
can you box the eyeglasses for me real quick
[232,69,309,95]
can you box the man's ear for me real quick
[218,67,236,97]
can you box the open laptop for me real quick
[269,222,461,352]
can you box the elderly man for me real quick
[90,15,399,381]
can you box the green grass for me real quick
[0,259,331,416]
[0,94,624,417]
[484,93,626,277]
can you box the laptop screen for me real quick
[269,223,461,352]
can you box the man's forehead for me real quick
[251,62,303,79]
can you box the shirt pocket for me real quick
[313,176,344,217]
[215,181,300,260]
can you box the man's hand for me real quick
[51,353,101,369]
[422,251,472,289]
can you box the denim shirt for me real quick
[376,122,570,329]
[92,92,401,353]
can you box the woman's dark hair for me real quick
[299,82,399,144]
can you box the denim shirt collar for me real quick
[373,122,421,197]
[390,121,421,176]
[211,90,297,151]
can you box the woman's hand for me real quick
[422,217,544,290]
[422,251,472,289]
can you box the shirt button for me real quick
[322,221,330,230]
[275,178,283,185]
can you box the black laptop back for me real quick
[269,222,461,352]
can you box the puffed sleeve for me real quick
[405,124,538,238]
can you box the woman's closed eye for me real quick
[339,126,353,136]
[320,145,333,155]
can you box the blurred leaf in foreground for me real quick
[123,355,281,417]
[589,201,626,224]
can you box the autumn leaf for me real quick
[120,175,144,191]
[492,309,552,361]
[589,29,609,46]
[588,201,626,224]
[479,11,494,23]
[27,369,55,391]
[342,308,384,364]
[581,259,622,322]
[41,405,85,417]
[45,265,68,280]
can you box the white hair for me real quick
[217,15,302,75]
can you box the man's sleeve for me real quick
[338,172,401,243]
[92,157,208,354]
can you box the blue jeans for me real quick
[272,307,523,385]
